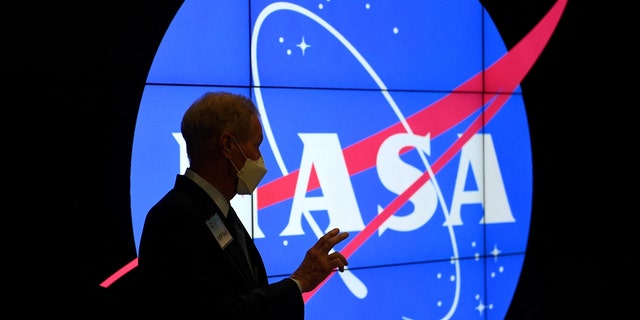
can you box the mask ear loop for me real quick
[231,135,249,160]
[228,135,248,173]
[229,156,241,172]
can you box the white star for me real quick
[491,244,501,261]
[296,36,311,55]
[475,300,486,315]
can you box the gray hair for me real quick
[181,91,259,160]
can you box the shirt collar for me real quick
[184,168,229,218]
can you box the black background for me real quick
[7,1,628,318]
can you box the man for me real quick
[137,91,349,319]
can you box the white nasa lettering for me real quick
[376,133,437,235]
[174,132,188,174]
[280,133,366,236]
[444,133,515,226]
[177,131,516,239]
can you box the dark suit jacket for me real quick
[137,174,303,319]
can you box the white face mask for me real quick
[230,137,267,195]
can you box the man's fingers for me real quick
[294,229,352,292]
[317,228,349,252]
[328,251,348,264]
[318,228,340,243]
[328,251,348,272]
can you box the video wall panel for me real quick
[123,0,568,318]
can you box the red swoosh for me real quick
[302,0,568,302]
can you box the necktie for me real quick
[227,206,251,270]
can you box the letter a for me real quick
[280,133,365,236]
[444,133,515,226]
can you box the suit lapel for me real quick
[220,212,258,288]
[175,175,260,288]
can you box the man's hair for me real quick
[181,91,259,160]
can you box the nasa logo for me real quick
[121,0,568,318]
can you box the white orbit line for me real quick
[252,2,411,175]
[252,2,369,299]
[251,2,462,311]
[424,159,460,320]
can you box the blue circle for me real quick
[131,1,533,318]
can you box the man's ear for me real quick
[220,131,234,158]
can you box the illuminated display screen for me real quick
[121,0,568,318]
